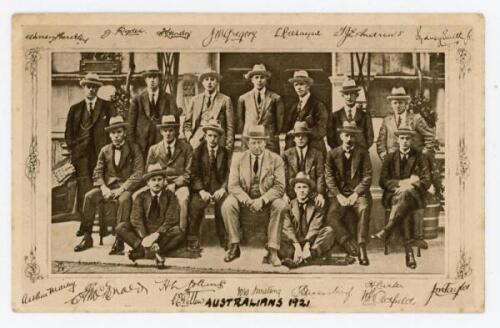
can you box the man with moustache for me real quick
[285,70,329,156]
[73,116,144,254]
[128,68,180,158]
[65,73,113,222]
[183,69,234,152]
[237,64,285,154]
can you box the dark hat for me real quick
[202,119,225,135]
[79,72,103,87]
[387,87,411,101]
[244,125,269,140]
[143,163,166,180]
[141,69,163,79]
[104,115,128,132]
[337,121,362,134]
[244,64,272,80]
[288,70,314,85]
[156,115,179,129]
[339,78,362,94]
[289,121,313,136]
[290,172,316,190]
[199,68,222,82]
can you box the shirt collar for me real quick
[299,92,311,105]
[396,110,407,120]
[204,90,217,98]
[254,87,266,95]
[207,143,218,153]
[296,145,308,153]
[400,148,411,156]
[164,139,176,149]
[85,97,97,107]
[344,104,357,116]
[113,140,126,149]
[150,190,162,198]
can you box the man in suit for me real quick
[372,126,431,269]
[128,69,180,158]
[327,78,374,149]
[187,120,230,251]
[237,64,285,154]
[282,121,325,208]
[325,121,372,266]
[279,172,334,268]
[146,115,192,233]
[65,73,113,220]
[183,69,235,152]
[221,125,288,266]
[116,163,185,261]
[73,116,144,253]
[285,70,329,155]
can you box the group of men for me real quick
[64,63,435,269]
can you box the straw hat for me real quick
[290,172,316,190]
[387,87,411,101]
[244,125,269,140]
[156,115,179,129]
[143,163,166,180]
[288,70,314,85]
[337,121,362,134]
[202,119,225,135]
[339,78,361,94]
[104,115,128,132]
[244,64,272,80]
[199,68,222,82]
[79,72,103,87]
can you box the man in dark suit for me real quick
[65,73,113,219]
[372,126,431,269]
[279,172,334,268]
[237,64,285,153]
[285,70,329,155]
[73,116,144,253]
[327,78,374,149]
[116,163,185,262]
[187,120,230,251]
[147,115,192,233]
[183,69,234,152]
[325,121,372,266]
[128,69,180,158]
[282,121,325,208]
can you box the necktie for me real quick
[257,92,262,105]
[400,153,408,175]
[209,148,216,166]
[149,195,160,220]
[397,115,402,128]
[88,101,93,113]
[347,108,353,121]
[299,203,308,238]
[206,95,212,109]
[253,155,259,175]
[167,145,172,160]
[297,100,302,111]
[151,94,156,107]
[298,148,305,171]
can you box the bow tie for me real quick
[113,145,123,150]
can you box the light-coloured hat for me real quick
[143,163,166,180]
[244,125,269,140]
[156,115,179,129]
[104,115,128,132]
[288,70,314,85]
[141,68,163,79]
[394,125,417,137]
[337,121,362,134]
[202,119,225,135]
[199,68,222,82]
[244,64,272,80]
[290,171,316,190]
[289,121,313,136]
[339,78,361,94]
[80,72,103,87]
[387,87,411,101]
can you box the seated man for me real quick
[221,125,288,266]
[116,163,185,261]
[325,121,372,266]
[282,121,325,207]
[188,120,230,251]
[147,115,193,232]
[74,116,144,254]
[279,172,334,268]
[372,126,431,269]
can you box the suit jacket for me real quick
[146,139,193,188]
[324,145,372,198]
[285,94,328,154]
[376,111,435,160]
[128,90,180,157]
[183,92,235,151]
[282,146,325,198]
[379,148,431,209]
[130,189,180,238]
[92,141,144,192]
[64,97,113,164]
[237,89,285,152]
[191,140,231,192]
[327,105,374,149]
[228,149,285,204]
[282,198,325,243]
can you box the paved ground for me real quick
[52,221,445,274]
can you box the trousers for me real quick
[116,222,185,255]
[188,193,227,246]
[278,226,335,260]
[327,195,371,245]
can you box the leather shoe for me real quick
[187,239,201,252]
[75,229,84,237]
[224,243,240,262]
[109,237,125,255]
[128,245,146,262]
[405,246,417,269]
[358,243,370,266]
[371,229,387,241]
[281,258,300,268]
[413,239,428,250]
[343,239,359,257]
[74,235,93,252]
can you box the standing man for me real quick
[147,115,192,233]
[188,120,230,251]
[221,125,288,266]
[73,116,144,254]
[128,68,180,158]
[237,64,285,154]
[325,121,372,266]
[279,172,335,268]
[65,72,113,220]
[327,78,374,149]
[183,69,234,152]
[285,70,329,155]
[372,126,431,269]
[282,121,326,208]
[116,163,185,262]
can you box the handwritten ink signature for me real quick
[333,25,404,47]
[156,28,191,40]
[25,32,90,44]
[22,281,76,305]
[155,278,226,307]
[291,284,354,304]
[274,26,321,40]
[424,281,470,306]
[100,26,146,39]
[202,28,257,47]
[65,281,148,305]
[416,26,472,47]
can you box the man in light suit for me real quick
[221,125,288,266]
[73,116,144,254]
[327,78,374,149]
[237,64,285,154]
[183,69,234,152]
[128,69,180,159]
[146,115,193,233]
